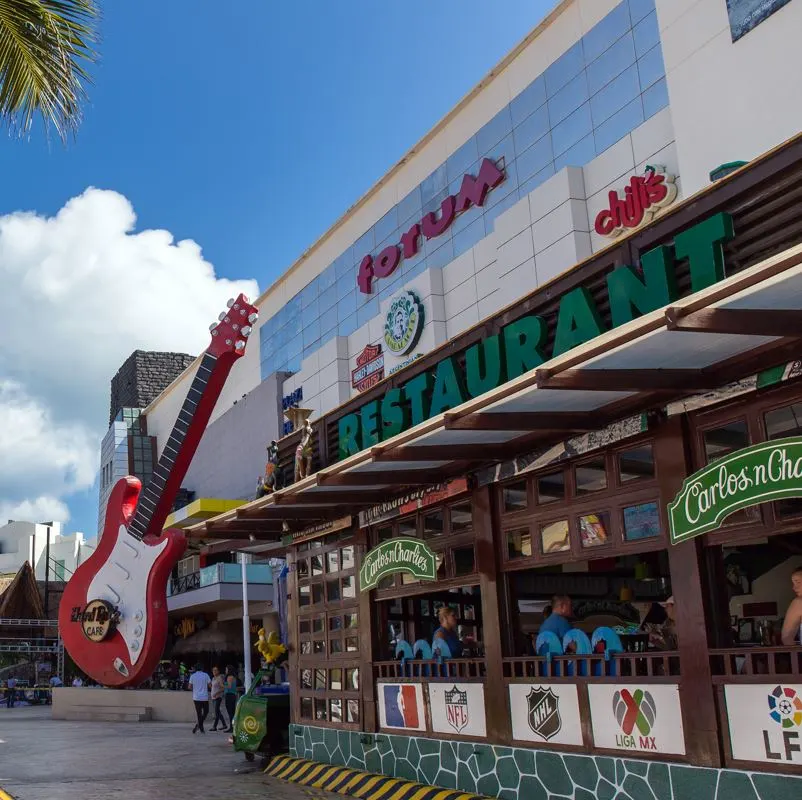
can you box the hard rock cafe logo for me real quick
[70,599,119,642]
[594,166,677,239]
[352,343,385,392]
[444,685,469,733]
[384,291,424,356]
[527,686,561,741]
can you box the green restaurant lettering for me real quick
[359,537,437,591]
[668,437,802,544]
[338,212,735,459]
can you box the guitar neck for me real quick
[127,350,235,540]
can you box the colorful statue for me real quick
[294,419,314,482]
[265,440,280,490]
[255,628,287,667]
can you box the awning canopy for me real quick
[187,243,802,543]
[164,498,245,529]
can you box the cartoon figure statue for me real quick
[255,628,287,666]
[294,419,314,482]
[265,440,280,491]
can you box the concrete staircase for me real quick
[64,705,152,722]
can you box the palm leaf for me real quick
[0,0,98,142]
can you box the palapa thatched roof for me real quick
[0,562,45,620]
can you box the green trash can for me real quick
[231,670,290,762]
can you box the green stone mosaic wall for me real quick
[290,724,802,800]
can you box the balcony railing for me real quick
[374,658,487,681]
[168,563,272,596]
[709,646,802,681]
[503,651,681,681]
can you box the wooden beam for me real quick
[192,528,281,540]
[274,490,391,506]
[318,470,445,486]
[372,444,510,462]
[535,368,720,392]
[445,411,603,432]
[666,306,802,337]
[235,506,326,521]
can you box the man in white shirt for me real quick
[72,676,83,687]
[188,663,211,734]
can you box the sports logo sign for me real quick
[428,683,486,737]
[352,343,385,392]
[588,684,685,755]
[378,683,426,731]
[509,684,582,746]
[725,683,802,764]
[384,291,424,355]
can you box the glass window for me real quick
[341,546,355,570]
[329,616,342,631]
[579,512,611,548]
[450,502,472,533]
[301,669,312,689]
[507,528,532,559]
[341,576,355,599]
[541,520,571,554]
[623,502,661,541]
[423,510,444,539]
[327,580,340,602]
[637,44,665,92]
[576,457,607,494]
[377,575,395,590]
[312,583,324,605]
[477,106,513,154]
[346,668,359,691]
[595,97,644,155]
[344,613,358,629]
[503,481,528,513]
[514,134,553,183]
[633,11,660,59]
[545,41,585,97]
[642,77,668,120]
[590,64,640,128]
[300,640,311,655]
[619,444,655,483]
[513,103,550,152]
[582,2,631,64]
[329,669,343,690]
[314,668,326,689]
[326,551,340,573]
[312,617,324,633]
[398,517,417,538]
[704,420,749,462]
[435,551,446,580]
[548,71,590,126]
[454,546,476,576]
[511,76,546,126]
[299,585,310,607]
[330,638,343,654]
[377,526,394,543]
[453,217,487,258]
[630,0,656,26]
[519,163,555,198]
[347,700,360,724]
[314,698,328,721]
[555,133,597,171]
[301,697,313,719]
[538,471,565,504]
[447,137,479,182]
[299,620,310,635]
[765,403,802,439]
[311,555,323,576]
[551,102,592,158]
[587,32,636,96]
[398,186,422,224]
[345,637,358,652]
[330,699,343,724]
[313,640,325,654]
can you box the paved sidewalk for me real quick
[0,706,337,800]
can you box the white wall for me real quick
[0,521,94,581]
[656,0,802,195]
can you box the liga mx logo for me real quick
[444,685,469,733]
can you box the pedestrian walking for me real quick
[223,664,238,731]
[210,666,226,731]
[6,675,17,708]
[188,663,211,734]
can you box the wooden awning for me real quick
[187,242,802,544]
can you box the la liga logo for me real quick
[762,685,802,762]
[613,688,658,750]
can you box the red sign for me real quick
[357,158,505,294]
[594,167,677,239]
[352,343,385,392]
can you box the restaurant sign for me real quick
[352,344,384,392]
[725,684,802,765]
[668,436,802,544]
[359,477,470,527]
[360,537,437,591]
[588,684,686,755]
[283,515,353,546]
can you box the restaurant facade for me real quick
[141,1,802,797]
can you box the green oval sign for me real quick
[668,436,802,544]
[360,537,437,591]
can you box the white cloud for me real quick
[0,496,71,526]
[0,188,258,529]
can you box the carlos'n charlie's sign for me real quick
[338,211,735,459]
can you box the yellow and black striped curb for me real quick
[265,755,489,800]
[0,787,15,800]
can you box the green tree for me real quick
[0,0,98,141]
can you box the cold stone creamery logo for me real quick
[359,537,437,591]
[594,166,677,238]
[527,686,562,741]
[763,685,802,762]
[669,436,802,543]
[384,291,424,355]
[613,688,657,750]
[444,685,469,733]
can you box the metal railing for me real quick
[168,563,273,596]
[503,651,681,681]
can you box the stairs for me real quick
[64,705,152,722]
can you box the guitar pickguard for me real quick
[86,525,168,666]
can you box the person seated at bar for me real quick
[538,595,572,641]
[642,596,678,650]
[432,606,474,657]
[780,566,802,646]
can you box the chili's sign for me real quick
[338,212,735,459]
[668,437,802,543]
[360,538,437,591]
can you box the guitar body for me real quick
[59,477,186,687]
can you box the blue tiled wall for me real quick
[261,0,667,379]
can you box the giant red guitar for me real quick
[59,294,258,687]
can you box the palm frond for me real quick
[0,0,98,142]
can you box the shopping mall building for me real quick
[141,0,802,796]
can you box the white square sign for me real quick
[428,683,487,737]
[725,683,802,765]
[377,682,426,732]
[588,684,685,755]
[509,683,583,747]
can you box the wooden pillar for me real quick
[655,416,722,768]
[472,484,512,743]
[356,527,378,733]
[286,546,300,725]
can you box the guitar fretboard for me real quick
[127,352,217,540]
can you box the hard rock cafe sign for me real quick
[352,343,385,392]
[594,166,677,239]
[70,599,119,643]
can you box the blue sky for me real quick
[1,0,553,537]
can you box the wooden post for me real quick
[286,546,301,726]
[656,416,722,767]
[356,527,378,733]
[472,484,512,743]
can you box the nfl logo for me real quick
[527,686,562,741]
[444,685,469,733]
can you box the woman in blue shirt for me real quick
[432,606,467,657]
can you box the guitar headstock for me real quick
[208,293,259,358]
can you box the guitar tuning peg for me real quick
[241,326,252,337]
[235,340,246,351]
[209,323,217,332]
[225,338,233,346]
[226,298,235,308]
[242,295,250,303]
[218,312,227,321]
[248,313,258,324]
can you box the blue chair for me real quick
[535,631,563,677]
[562,629,592,677]
[413,640,433,677]
[591,627,624,676]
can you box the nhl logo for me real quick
[444,685,469,733]
[527,686,562,741]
